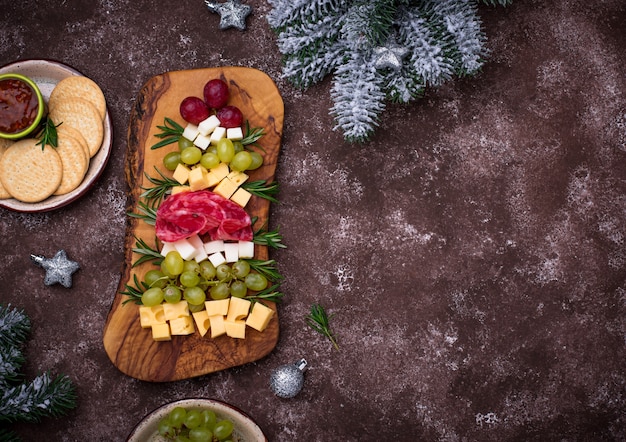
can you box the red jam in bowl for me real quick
[0,78,40,134]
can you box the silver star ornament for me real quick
[31,250,80,288]
[205,0,252,31]
[373,37,409,71]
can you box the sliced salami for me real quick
[155,190,253,243]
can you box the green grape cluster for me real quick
[141,251,268,311]
[158,406,236,442]
[163,137,263,173]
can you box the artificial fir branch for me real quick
[268,0,512,142]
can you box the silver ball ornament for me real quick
[270,359,307,398]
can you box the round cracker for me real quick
[0,138,62,203]
[0,139,14,199]
[57,124,90,160]
[49,75,106,121]
[53,130,89,195]
[49,97,103,158]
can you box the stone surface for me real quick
[1,0,625,441]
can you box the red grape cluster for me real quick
[179,79,243,128]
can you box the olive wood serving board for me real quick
[103,67,283,382]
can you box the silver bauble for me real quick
[270,359,307,398]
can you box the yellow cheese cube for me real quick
[205,171,224,188]
[245,302,275,332]
[163,301,190,321]
[224,319,246,339]
[170,315,195,335]
[209,315,226,338]
[209,162,230,181]
[139,305,166,328]
[188,166,210,191]
[227,296,251,322]
[192,310,211,337]
[171,185,190,195]
[173,163,191,184]
[151,322,171,341]
[226,170,248,186]
[213,177,238,199]
[205,299,230,316]
[230,187,251,207]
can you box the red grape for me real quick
[217,105,243,128]
[204,79,229,109]
[180,96,210,125]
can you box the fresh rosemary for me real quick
[306,303,339,350]
[36,117,61,150]
[140,168,178,207]
[131,236,163,267]
[246,258,283,282]
[127,201,157,226]
[253,224,286,249]
[242,180,279,203]
[120,274,145,305]
[150,117,184,150]
[247,284,284,304]
[241,121,265,147]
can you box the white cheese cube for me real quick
[210,126,226,144]
[194,247,208,263]
[198,115,221,136]
[226,127,243,140]
[182,124,200,141]
[208,251,226,267]
[238,241,254,259]
[204,240,225,254]
[193,133,211,150]
[173,238,199,261]
[160,241,177,257]
[223,242,239,263]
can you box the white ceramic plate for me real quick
[0,59,113,212]
[126,398,267,442]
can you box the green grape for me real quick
[163,151,182,171]
[142,287,164,306]
[200,409,217,429]
[184,410,202,429]
[175,436,191,442]
[178,137,194,151]
[184,286,206,305]
[210,282,230,300]
[144,269,167,289]
[163,285,182,304]
[169,407,187,428]
[181,146,202,165]
[216,263,231,280]
[233,141,244,153]
[247,151,263,170]
[232,260,250,278]
[216,138,235,163]
[158,418,176,438]
[180,271,200,288]
[189,427,213,442]
[200,151,220,169]
[183,260,200,274]
[244,272,268,291]
[161,260,176,278]
[213,420,234,440]
[230,280,247,298]
[164,251,184,276]
[230,150,252,171]
[199,261,217,280]
[188,302,205,313]
[207,145,217,155]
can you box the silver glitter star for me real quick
[205,0,252,31]
[31,250,80,288]
[373,37,409,71]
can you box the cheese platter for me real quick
[103,66,284,382]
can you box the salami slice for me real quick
[155,190,253,243]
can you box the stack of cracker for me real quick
[0,75,106,203]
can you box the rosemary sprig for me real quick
[140,167,178,207]
[241,121,266,147]
[120,274,146,305]
[306,303,339,350]
[131,236,163,267]
[36,117,61,150]
[150,117,184,150]
[127,201,157,226]
[252,220,286,249]
[242,180,279,203]
[246,284,284,303]
[246,259,283,282]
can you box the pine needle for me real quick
[306,303,339,350]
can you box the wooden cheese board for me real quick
[103,67,283,382]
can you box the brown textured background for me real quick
[1,0,625,440]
